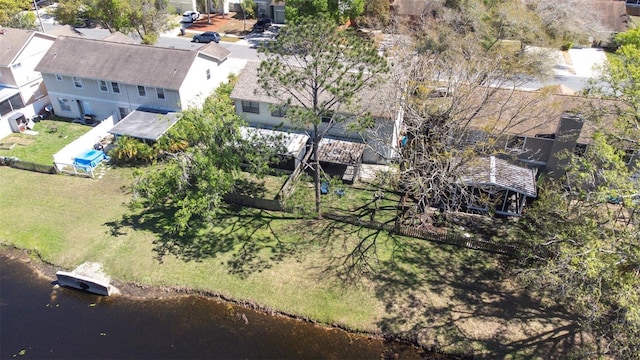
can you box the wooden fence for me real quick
[322,212,520,257]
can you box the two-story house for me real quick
[0,28,56,140]
[34,36,232,122]
[230,61,403,167]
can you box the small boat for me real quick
[55,271,113,296]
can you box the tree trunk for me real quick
[313,126,322,219]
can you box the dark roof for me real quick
[461,156,537,197]
[317,138,365,166]
[108,110,180,141]
[35,36,228,89]
[230,61,400,118]
[0,28,55,66]
[440,85,620,144]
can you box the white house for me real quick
[34,36,232,122]
[0,28,56,140]
[230,61,403,166]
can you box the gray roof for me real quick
[318,138,365,166]
[230,61,399,118]
[35,36,228,90]
[462,156,537,197]
[199,42,231,62]
[102,31,137,44]
[109,110,180,141]
[0,28,55,67]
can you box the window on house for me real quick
[156,88,165,99]
[12,63,22,70]
[57,97,71,112]
[206,69,211,80]
[73,76,83,88]
[111,82,120,93]
[138,85,146,97]
[55,74,63,81]
[573,143,588,156]
[270,105,286,117]
[506,136,525,151]
[99,80,108,92]
[241,101,260,114]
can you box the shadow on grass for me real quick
[296,207,587,357]
[370,240,588,358]
[104,204,305,278]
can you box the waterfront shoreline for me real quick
[0,245,428,356]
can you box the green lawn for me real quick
[0,119,91,164]
[0,166,587,358]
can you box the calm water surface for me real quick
[1,255,429,359]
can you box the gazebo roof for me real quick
[461,156,537,197]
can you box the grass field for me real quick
[0,166,588,357]
[0,119,91,164]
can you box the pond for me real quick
[0,254,434,359]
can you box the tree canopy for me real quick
[131,79,284,235]
[285,0,364,24]
[513,131,639,358]
[257,15,389,218]
[0,0,36,29]
[52,0,174,43]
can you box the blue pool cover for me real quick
[73,149,107,169]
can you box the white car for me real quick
[182,11,200,22]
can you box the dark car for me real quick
[252,17,272,32]
[192,31,220,43]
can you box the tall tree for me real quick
[386,6,556,224]
[257,16,389,219]
[239,0,255,32]
[513,132,639,358]
[592,27,640,148]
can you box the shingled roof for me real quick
[230,61,400,119]
[35,36,230,90]
[0,28,55,67]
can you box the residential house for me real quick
[0,28,56,140]
[438,86,639,174]
[230,61,403,169]
[35,36,232,122]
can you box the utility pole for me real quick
[33,0,45,33]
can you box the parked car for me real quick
[252,17,272,32]
[192,31,220,43]
[182,10,200,22]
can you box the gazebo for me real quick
[460,156,537,216]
